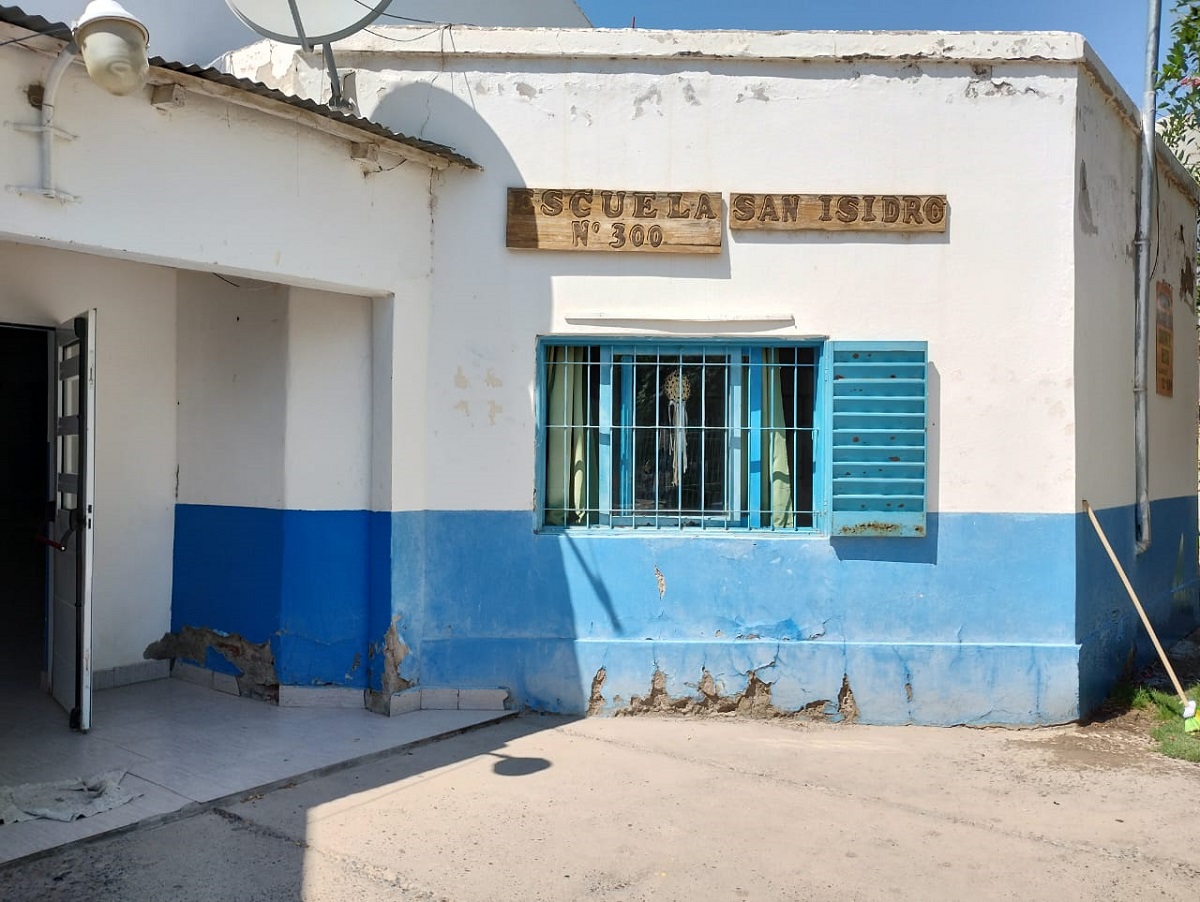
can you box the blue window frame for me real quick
[539,339,821,531]
[537,339,926,536]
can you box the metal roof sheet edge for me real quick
[0,3,478,170]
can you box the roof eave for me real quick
[0,4,477,171]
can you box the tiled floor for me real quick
[0,677,512,865]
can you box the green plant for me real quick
[1107,679,1155,711]
[1158,1,1200,316]
[1144,682,1200,762]
[1159,1,1200,180]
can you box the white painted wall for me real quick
[0,243,176,671]
[176,272,288,509]
[1072,69,1137,512]
[284,288,372,511]
[372,287,433,512]
[1074,69,1199,509]
[0,50,436,297]
[177,280,375,512]
[0,38,440,511]
[1147,171,1200,505]
[250,29,1087,515]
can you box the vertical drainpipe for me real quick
[1134,0,1162,554]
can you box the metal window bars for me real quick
[542,343,818,531]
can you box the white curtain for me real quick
[762,350,794,528]
[545,347,597,525]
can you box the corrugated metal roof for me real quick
[0,4,477,170]
[0,2,62,36]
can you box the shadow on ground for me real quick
[0,715,578,902]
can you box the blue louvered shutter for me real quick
[829,342,928,537]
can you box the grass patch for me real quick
[1107,679,1155,711]
[1142,682,1200,763]
[1102,678,1200,762]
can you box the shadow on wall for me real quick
[368,81,588,712]
[1075,498,1200,716]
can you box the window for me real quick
[539,340,927,536]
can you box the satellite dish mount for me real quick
[226,0,393,111]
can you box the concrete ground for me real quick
[0,677,511,864]
[1,712,1198,901]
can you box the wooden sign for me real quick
[729,193,948,233]
[1156,280,1174,397]
[507,189,723,253]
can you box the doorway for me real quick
[0,324,52,697]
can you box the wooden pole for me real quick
[1082,500,1187,704]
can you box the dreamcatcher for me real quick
[663,368,691,487]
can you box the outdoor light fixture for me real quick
[7,1,150,201]
[73,0,150,96]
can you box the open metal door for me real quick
[50,311,95,732]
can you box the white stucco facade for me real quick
[2,11,1196,726]
[219,26,1199,722]
[237,27,1193,518]
[1073,65,1200,513]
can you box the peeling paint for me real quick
[654,566,666,598]
[632,86,662,119]
[613,668,812,719]
[378,622,413,696]
[366,621,414,715]
[836,521,902,536]
[838,675,859,723]
[964,65,1045,100]
[587,666,607,716]
[735,84,770,103]
[144,626,277,701]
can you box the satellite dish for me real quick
[225,0,393,48]
[225,0,394,111]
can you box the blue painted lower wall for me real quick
[173,506,371,687]
[412,510,1081,723]
[168,498,1198,724]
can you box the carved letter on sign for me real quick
[729,193,949,233]
[507,188,723,253]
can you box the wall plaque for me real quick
[507,189,723,253]
[1156,280,1174,397]
[729,193,948,233]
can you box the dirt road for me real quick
[2,712,1197,901]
